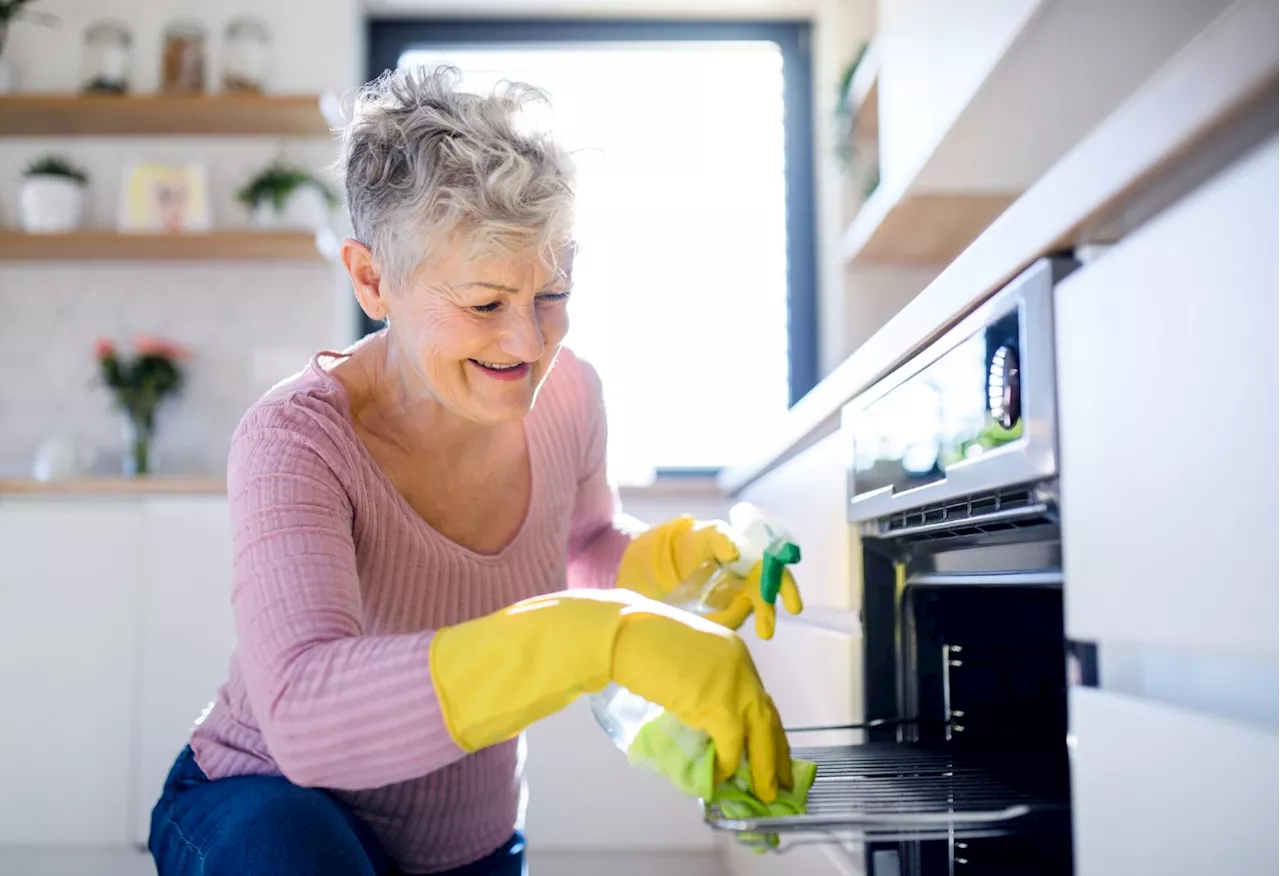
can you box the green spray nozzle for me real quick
[759,541,801,605]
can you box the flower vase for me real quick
[121,414,155,477]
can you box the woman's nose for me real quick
[499,304,546,362]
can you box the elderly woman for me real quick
[147,67,802,876]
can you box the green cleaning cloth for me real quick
[626,712,817,850]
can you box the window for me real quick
[367,21,815,484]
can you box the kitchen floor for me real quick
[0,847,730,876]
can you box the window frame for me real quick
[360,18,818,463]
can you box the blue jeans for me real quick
[150,747,525,876]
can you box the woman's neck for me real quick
[337,333,500,458]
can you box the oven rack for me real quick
[703,741,1069,853]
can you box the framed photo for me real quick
[118,162,212,232]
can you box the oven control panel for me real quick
[843,257,1076,527]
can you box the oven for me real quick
[705,257,1079,874]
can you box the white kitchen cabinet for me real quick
[880,0,1234,194]
[1055,135,1279,661]
[742,617,859,732]
[1070,687,1277,876]
[725,434,862,875]
[877,0,1041,190]
[524,701,718,852]
[723,837,862,876]
[736,431,855,611]
[0,499,142,845]
[131,497,236,847]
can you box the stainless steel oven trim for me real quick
[867,503,1052,540]
[908,570,1064,587]
[843,258,1069,525]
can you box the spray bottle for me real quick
[591,502,801,752]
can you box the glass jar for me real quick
[222,17,271,93]
[82,20,132,94]
[160,19,206,93]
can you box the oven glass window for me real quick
[851,308,1023,497]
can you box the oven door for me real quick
[705,534,1074,876]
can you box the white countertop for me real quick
[718,2,1277,494]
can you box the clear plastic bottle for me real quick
[591,503,801,752]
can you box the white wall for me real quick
[812,0,876,378]
[0,0,360,477]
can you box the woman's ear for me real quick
[342,239,389,321]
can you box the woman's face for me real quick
[379,242,572,425]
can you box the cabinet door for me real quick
[722,833,861,876]
[132,498,236,847]
[0,499,141,845]
[1055,136,1278,659]
[737,431,855,610]
[1071,687,1277,876]
[735,431,861,730]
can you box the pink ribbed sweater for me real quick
[190,348,632,873]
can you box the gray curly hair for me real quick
[339,65,576,289]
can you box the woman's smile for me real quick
[469,359,531,381]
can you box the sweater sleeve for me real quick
[564,358,636,590]
[226,405,466,790]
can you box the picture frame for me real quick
[118,162,212,232]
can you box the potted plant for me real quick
[237,159,338,230]
[0,0,57,92]
[21,155,88,233]
[94,336,190,477]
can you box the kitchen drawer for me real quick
[1055,135,1278,660]
[736,431,855,611]
[1070,687,1277,876]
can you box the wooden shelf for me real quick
[0,230,325,261]
[0,93,334,137]
[0,476,226,496]
[842,187,1018,265]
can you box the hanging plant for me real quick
[834,43,870,170]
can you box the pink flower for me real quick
[134,335,190,361]
[94,338,116,360]
[133,335,163,355]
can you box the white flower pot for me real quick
[250,186,331,231]
[20,175,86,233]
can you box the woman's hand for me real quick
[610,598,793,799]
[429,589,792,800]
[617,515,803,639]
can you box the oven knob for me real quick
[988,345,1021,429]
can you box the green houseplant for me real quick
[21,154,89,233]
[237,159,338,230]
[95,336,189,477]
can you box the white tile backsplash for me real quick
[0,261,343,477]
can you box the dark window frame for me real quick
[362,17,818,409]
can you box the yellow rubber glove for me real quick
[719,561,805,642]
[429,588,792,801]
[618,516,804,640]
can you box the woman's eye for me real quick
[537,291,571,304]
[471,301,502,313]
